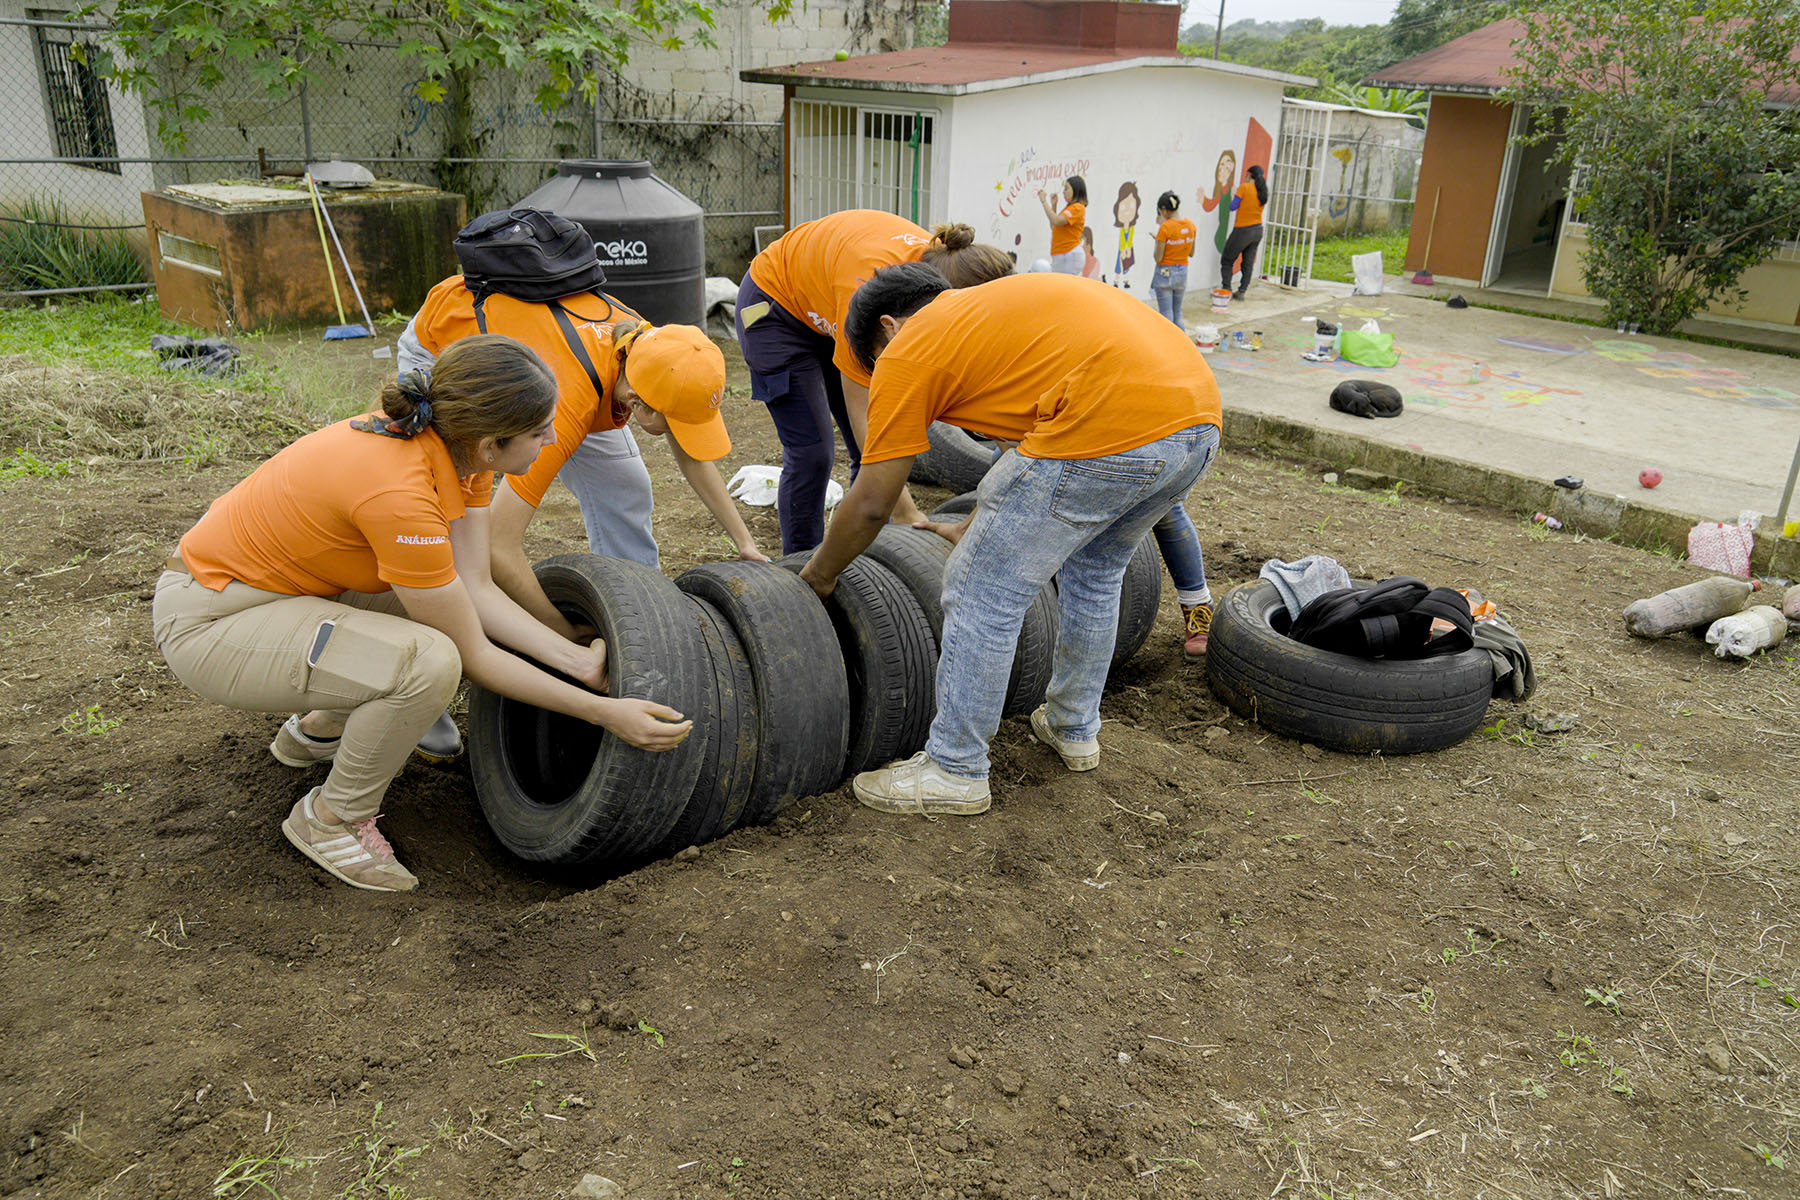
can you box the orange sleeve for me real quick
[461,470,494,509]
[350,489,460,589]
[413,278,483,354]
[863,358,956,465]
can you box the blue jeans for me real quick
[1153,502,1208,603]
[926,424,1221,778]
[1151,263,1188,329]
[736,274,858,554]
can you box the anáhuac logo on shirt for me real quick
[396,534,449,546]
[595,238,650,268]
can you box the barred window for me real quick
[31,10,119,173]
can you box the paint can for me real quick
[1251,330,1264,351]
[1233,331,1249,350]
[1210,288,1232,312]
[1191,323,1220,353]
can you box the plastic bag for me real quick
[1351,251,1384,295]
[727,465,843,510]
[1687,520,1755,578]
[1339,329,1400,368]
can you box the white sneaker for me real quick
[1030,705,1100,771]
[280,788,419,892]
[852,752,992,816]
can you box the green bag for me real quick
[1339,329,1400,368]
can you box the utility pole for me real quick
[1213,1,1225,58]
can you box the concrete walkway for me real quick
[1188,282,1800,528]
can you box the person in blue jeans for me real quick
[1150,190,1196,331]
[1154,504,1214,658]
[798,266,1222,816]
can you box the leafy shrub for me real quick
[0,199,147,293]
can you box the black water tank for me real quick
[517,160,704,327]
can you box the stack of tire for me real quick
[466,494,1165,875]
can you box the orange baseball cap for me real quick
[623,324,731,461]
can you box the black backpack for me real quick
[453,207,606,303]
[1287,577,1474,660]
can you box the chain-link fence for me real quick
[0,14,782,299]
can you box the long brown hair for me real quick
[376,334,555,464]
[918,222,1014,286]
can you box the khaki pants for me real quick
[151,569,461,822]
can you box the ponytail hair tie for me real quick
[388,369,434,437]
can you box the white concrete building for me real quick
[742,0,1311,294]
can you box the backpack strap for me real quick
[472,292,488,335]
[547,299,608,406]
[1409,588,1477,658]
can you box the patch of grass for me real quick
[0,448,75,480]
[0,292,178,371]
[1309,229,1410,285]
[495,1029,597,1066]
[60,704,121,736]
[213,1139,307,1199]
[341,1102,426,1199]
[0,199,147,292]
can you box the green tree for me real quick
[1326,84,1428,118]
[1388,0,1515,59]
[1502,0,1800,332]
[80,0,785,202]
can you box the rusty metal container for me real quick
[142,180,464,333]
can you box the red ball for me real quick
[1639,468,1663,489]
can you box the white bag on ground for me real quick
[725,465,842,510]
[1351,251,1384,296]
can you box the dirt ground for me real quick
[2,332,1798,1200]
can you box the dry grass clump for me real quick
[0,355,328,466]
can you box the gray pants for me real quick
[558,427,659,568]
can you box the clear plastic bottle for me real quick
[1785,583,1800,623]
[1622,576,1755,638]
[1706,606,1787,659]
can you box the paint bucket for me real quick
[1210,288,1232,312]
[1281,265,1301,288]
[1191,323,1220,353]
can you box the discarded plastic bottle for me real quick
[1622,576,1754,638]
[1705,605,1786,659]
[1786,583,1800,623]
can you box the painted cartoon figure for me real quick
[1199,150,1237,255]
[1113,181,1140,287]
[1080,227,1100,279]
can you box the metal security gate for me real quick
[788,99,935,227]
[1266,99,1334,287]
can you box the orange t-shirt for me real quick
[748,210,937,387]
[1234,181,1265,228]
[179,419,494,596]
[1156,217,1197,265]
[410,276,640,507]
[863,274,1221,465]
[1050,202,1085,256]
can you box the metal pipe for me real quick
[3,282,153,296]
[1776,436,1800,533]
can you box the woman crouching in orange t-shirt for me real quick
[151,336,692,893]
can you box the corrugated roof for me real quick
[741,44,1311,96]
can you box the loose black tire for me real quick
[468,554,709,868]
[779,552,937,778]
[675,561,849,823]
[1206,580,1494,754]
[872,517,1057,719]
[649,595,759,854]
[929,491,979,520]
[913,423,997,494]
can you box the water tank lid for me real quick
[558,160,653,180]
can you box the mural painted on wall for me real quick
[986,116,1273,293]
[1112,182,1140,287]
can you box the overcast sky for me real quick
[1184,0,1399,29]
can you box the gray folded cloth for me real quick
[1259,555,1353,620]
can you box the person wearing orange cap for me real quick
[401,280,765,641]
